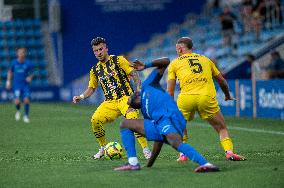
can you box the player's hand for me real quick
[225,96,237,101]
[73,96,81,104]
[26,77,32,83]
[6,80,11,90]
[132,60,145,71]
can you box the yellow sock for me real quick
[134,132,148,149]
[220,137,233,152]
[182,130,189,143]
[92,123,107,147]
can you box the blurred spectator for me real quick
[266,50,284,79]
[242,54,261,79]
[219,5,237,48]
[241,0,254,33]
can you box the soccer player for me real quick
[6,47,33,123]
[73,37,151,159]
[167,37,246,161]
[114,58,219,172]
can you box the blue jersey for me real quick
[10,59,33,89]
[141,69,185,123]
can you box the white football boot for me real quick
[15,111,21,121]
[93,147,105,159]
[23,115,30,123]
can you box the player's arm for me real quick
[214,73,235,101]
[167,61,176,97]
[73,67,98,104]
[133,57,170,75]
[6,69,13,90]
[73,87,96,103]
[167,79,176,97]
[129,70,141,92]
[26,63,34,83]
[146,141,163,167]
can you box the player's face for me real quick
[17,48,26,62]
[128,92,141,109]
[92,43,108,62]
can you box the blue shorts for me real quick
[144,116,186,142]
[13,86,30,100]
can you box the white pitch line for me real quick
[192,122,284,136]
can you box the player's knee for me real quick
[166,134,182,149]
[119,119,129,129]
[91,116,102,127]
[15,99,20,104]
[23,98,30,104]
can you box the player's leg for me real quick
[176,94,197,161]
[91,101,120,159]
[114,119,145,171]
[207,111,246,161]
[163,132,219,172]
[199,95,246,161]
[22,87,31,123]
[14,89,21,121]
[120,96,151,159]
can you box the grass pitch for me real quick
[0,103,284,188]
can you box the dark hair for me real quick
[177,37,193,49]
[16,47,27,51]
[91,37,107,46]
[271,50,280,58]
[129,91,141,109]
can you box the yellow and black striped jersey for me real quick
[168,53,220,97]
[88,55,134,100]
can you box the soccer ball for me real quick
[104,141,123,160]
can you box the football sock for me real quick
[134,132,148,149]
[120,128,137,158]
[16,104,20,111]
[220,137,233,153]
[128,157,138,166]
[24,104,29,116]
[92,123,107,146]
[177,143,208,165]
[182,130,189,143]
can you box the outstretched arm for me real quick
[214,73,235,101]
[147,141,163,167]
[132,57,170,75]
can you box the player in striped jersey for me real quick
[73,37,151,159]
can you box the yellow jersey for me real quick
[168,53,220,97]
[88,55,134,100]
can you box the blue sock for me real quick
[24,104,29,116]
[177,143,208,165]
[16,104,20,111]
[120,128,137,158]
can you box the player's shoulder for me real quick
[90,65,96,74]
[116,55,128,62]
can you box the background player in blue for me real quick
[114,57,219,173]
[6,47,33,123]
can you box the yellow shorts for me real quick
[91,95,139,123]
[177,94,220,120]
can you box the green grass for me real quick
[0,103,284,188]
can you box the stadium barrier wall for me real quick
[216,79,284,119]
[1,79,283,119]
